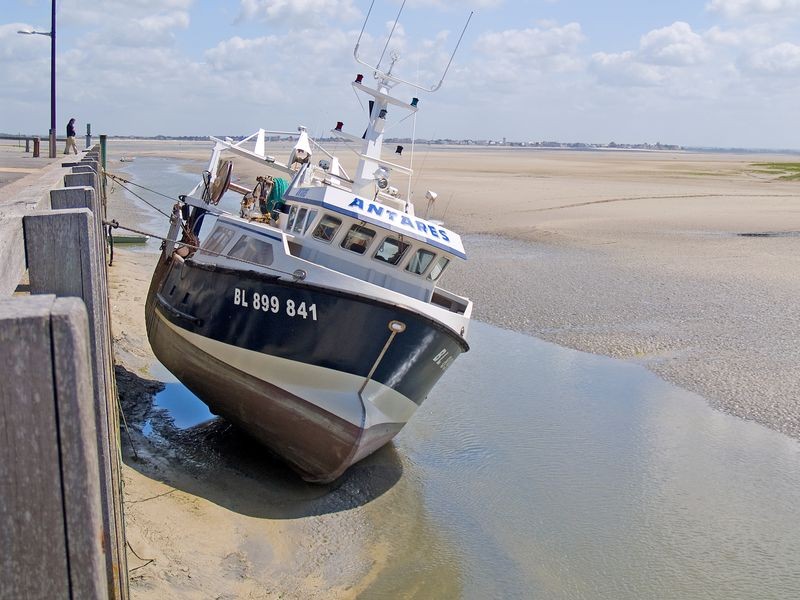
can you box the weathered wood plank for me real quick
[48,189,128,599]
[0,219,27,297]
[24,209,96,301]
[23,209,127,599]
[64,172,98,202]
[51,297,109,600]
[0,295,69,599]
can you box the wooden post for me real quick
[100,135,107,172]
[33,136,40,158]
[99,135,108,204]
[49,188,116,419]
[23,208,128,600]
[0,295,109,599]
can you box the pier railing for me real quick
[0,125,93,156]
[0,147,128,599]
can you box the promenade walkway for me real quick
[0,141,64,188]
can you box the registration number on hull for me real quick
[233,288,318,321]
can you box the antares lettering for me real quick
[348,198,451,243]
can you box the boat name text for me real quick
[347,198,451,242]
[233,288,318,320]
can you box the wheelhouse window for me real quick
[285,205,299,231]
[228,235,274,266]
[312,214,342,243]
[302,210,318,234]
[405,248,436,275]
[286,205,319,235]
[200,226,235,256]
[427,255,450,281]
[290,207,318,234]
[373,236,409,266]
[292,207,308,233]
[340,224,376,255]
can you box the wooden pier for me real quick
[0,146,129,599]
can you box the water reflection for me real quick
[381,321,800,599]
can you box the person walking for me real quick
[64,118,78,155]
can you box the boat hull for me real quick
[145,255,468,482]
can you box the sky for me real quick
[2,0,799,149]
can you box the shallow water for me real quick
[383,321,800,599]
[147,320,800,599]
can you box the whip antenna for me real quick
[353,0,473,93]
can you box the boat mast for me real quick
[345,0,473,200]
[352,63,399,197]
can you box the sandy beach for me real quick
[100,142,800,597]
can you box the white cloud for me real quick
[589,22,709,88]
[205,27,352,75]
[638,21,708,65]
[59,0,193,26]
[0,23,52,92]
[473,21,585,77]
[58,1,191,48]
[706,0,800,18]
[741,41,800,74]
[237,0,361,24]
[403,0,502,7]
[703,24,775,46]
[590,51,665,87]
[477,22,584,61]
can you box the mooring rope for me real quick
[103,219,302,279]
[104,170,174,219]
[126,540,155,572]
[102,169,306,279]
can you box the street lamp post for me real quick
[18,0,57,158]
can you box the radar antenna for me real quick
[353,0,473,93]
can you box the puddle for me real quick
[141,381,214,436]
[737,231,800,238]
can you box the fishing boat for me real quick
[145,5,473,482]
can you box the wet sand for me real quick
[102,142,800,597]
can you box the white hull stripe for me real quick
[158,313,418,427]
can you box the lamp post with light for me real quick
[18,0,56,158]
